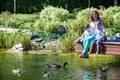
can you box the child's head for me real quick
[96,22,101,30]
[84,24,90,29]
[84,24,90,31]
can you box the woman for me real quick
[79,11,106,58]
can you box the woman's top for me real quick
[90,19,103,33]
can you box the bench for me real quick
[75,41,120,55]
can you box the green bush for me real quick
[34,19,46,30]
[40,6,70,22]
[76,7,97,20]
[101,6,120,36]
[0,11,11,19]
[45,21,60,34]
[20,22,34,30]
[114,12,120,21]
[65,19,84,37]
[0,18,4,25]
[103,6,120,16]
[101,14,114,28]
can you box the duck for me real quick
[12,68,21,74]
[100,66,108,72]
[46,62,68,69]
[43,71,54,77]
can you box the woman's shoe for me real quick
[80,54,89,58]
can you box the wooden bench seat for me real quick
[75,41,120,55]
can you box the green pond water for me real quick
[0,50,120,80]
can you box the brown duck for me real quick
[100,66,108,72]
[43,71,54,77]
[46,62,68,69]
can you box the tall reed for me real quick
[0,32,31,50]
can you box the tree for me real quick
[114,0,118,6]
[14,0,16,14]
[88,0,90,8]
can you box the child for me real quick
[89,22,105,54]
[74,24,92,44]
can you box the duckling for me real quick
[100,66,108,72]
[46,62,68,69]
[12,68,21,74]
[43,71,54,77]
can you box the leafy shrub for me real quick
[102,6,120,36]
[65,19,84,36]
[0,18,4,25]
[0,11,11,18]
[20,22,34,30]
[34,19,46,30]
[40,6,70,22]
[45,21,60,34]
[113,12,120,21]
[76,7,97,20]
[0,18,24,28]
[103,6,120,16]
[101,14,114,28]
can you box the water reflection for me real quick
[78,70,94,80]
[13,51,23,77]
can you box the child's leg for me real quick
[96,39,104,54]
[96,42,99,54]
[88,39,97,54]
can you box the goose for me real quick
[46,62,68,69]
[43,71,54,77]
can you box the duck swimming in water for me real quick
[43,71,54,77]
[12,68,21,74]
[46,62,68,69]
[12,68,21,77]
[100,66,108,72]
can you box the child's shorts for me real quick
[92,38,104,44]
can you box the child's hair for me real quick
[84,24,90,29]
[96,22,101,27]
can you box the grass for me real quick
[11,14,37,22]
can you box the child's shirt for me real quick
[94,29,105,39]
[84,30,93,38]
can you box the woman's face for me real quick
[92,12,98,20]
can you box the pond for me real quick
[0,50,120,80]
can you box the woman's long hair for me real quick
[89,11,100,22]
